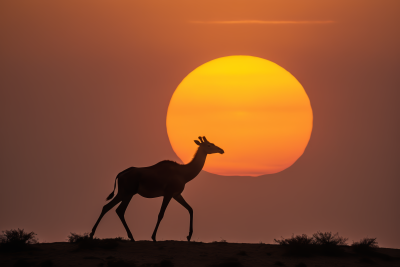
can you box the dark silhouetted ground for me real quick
[1,240,399,267]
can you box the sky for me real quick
[1,0,399,248]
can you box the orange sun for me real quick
[166,56,313,176]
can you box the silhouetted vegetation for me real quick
[351,237,378,254]
[68,232,122,250]
[313,232,348,246]
[67,232,92,243]
[351,238,394,261]
[274,234,315,257]
[274,232,348,257]
[0,229,38,252]
[312,232,347,256]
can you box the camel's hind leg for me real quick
[116,193,136,241]
[90,194,122,239]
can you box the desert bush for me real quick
[0,229,38,251]
[313,232,347,246]
[312,232,347,256]
[67,232,91,243]
[274,234,315,257]
[351,238,378,254]
[68,232,120,250]
[275,232,348,257]
[274,234,314,246]
[68,232,96,250]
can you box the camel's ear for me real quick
[194,140,201,145]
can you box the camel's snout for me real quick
[219,149,225,154]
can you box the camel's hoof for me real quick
[130,239,135,242]
[152,236,157,242]
[187,236,191,242]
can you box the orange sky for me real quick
[0,0,399,248]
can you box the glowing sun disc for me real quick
[166,56,313,176]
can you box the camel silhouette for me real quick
[90,136,224,242]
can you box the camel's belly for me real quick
[137,186,164,198]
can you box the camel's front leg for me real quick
[151,195,172,242]
[173,194,193,241]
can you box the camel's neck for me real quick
[182,147,207,183]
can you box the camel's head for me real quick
[194,136,224,155]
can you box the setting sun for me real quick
[167,55,313,176]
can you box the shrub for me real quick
[67,232,91,243]
[274,234,314,246]
[274,232,348,257]
[274,234,315,257]
[352,238,378,254]
[312,232,347,256]
[68,233,120,250]
[312,232,348,246]
[0,229,38,251]
[68,232,96,250]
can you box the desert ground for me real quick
[1,240,399,267]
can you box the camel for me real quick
[90,136,224,242]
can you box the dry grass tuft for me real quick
[0,229,38,252]
[274,232,348,257]
[67,233,123,250]
[352,238,378,254]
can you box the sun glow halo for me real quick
[166,56,313,176]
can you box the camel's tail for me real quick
[106,176,118,201]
